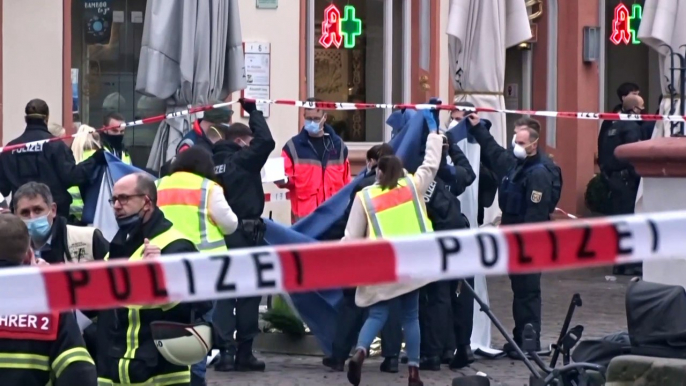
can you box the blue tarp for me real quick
[262,110,435,356]
[84,110,435,357]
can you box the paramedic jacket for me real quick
[0,118,99,217]
[0,262,97,386]
[468,121,554,225]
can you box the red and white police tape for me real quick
[1,97,683,154]
[0,209,681,315]
[264,192,290,202]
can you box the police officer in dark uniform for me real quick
[598,94,643,275]
[419,134,476,371]
[0,213,97,386]
[467,114,556,354]
[212,99,275,372]
[0,99,104,217]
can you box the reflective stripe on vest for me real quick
[359,175,432,239]
[84,148,132,165]
[103,227,188,382]
[156,172,227,252]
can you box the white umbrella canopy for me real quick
[447,0,531,353]
[634,0,686,212]
[136,0,246,172]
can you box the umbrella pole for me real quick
[459,279,542,379]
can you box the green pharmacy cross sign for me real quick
[610,3,642,45]
[319,4,363,49]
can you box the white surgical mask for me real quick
[511,134,516,147]
[447,119,459,130]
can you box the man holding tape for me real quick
[212,98,275,372]
[467,114,558,356]
[0,213,97,386]
[97,173,212,386]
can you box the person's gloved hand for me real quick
[427,97,442,126]
[92,148,107,165]
[240,98,257,114]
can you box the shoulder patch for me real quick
[531,190,542,203]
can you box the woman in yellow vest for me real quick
[158,146,238,253]
[343,127,443,386]
[68,125,102,224]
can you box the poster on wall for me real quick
[242,42,271,118]
[84,0,113,45]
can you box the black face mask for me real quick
[102,133,124,149]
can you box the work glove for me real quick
[239,98,257,114]
[92,148,107,165]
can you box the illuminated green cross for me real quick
[341,5,362,49]
[629,4,642,45]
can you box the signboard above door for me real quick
[319,4,363,49]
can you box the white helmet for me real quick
[151,322,213,366]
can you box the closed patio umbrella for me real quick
[136,0,246,172]
[635,0,686,212]
[447,0,531,354]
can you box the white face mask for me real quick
[511,134,517,147]
[447,119,459,130]
[513,144,527,160]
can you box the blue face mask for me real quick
[25,215,52,241]
[304,120,321,135]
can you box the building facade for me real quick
[0,0,658,217]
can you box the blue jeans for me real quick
[356,290,420,366]
[191,306,215,380]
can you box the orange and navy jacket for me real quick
[279,125,351,223]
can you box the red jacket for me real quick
[279,126,350,223]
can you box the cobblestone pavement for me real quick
[207,267,632,386]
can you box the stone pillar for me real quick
[616,137,686,289]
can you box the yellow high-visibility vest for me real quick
[358,175,433,239]
[68,148,131,221]
[156,172,228,252]
[103,228,191,385]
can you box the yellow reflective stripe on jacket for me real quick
[0,352,50,371]
[157,172,227,252]
[359,175,432,239]
[98,369,190,385]
[51,347,94,379]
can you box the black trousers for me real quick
[447,278,475,349]
[419,281,452,357]
[331,288,402,360]
[605,172,642,273]
[509,273,541,344]
[213,229,262,359]
[214,296,262,359]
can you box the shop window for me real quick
[71,0,164,166]
[312,0,401,143]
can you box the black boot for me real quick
[235,354,266,372]
[419,356,441,371]
[347,349,366,386]
[441,349,454,365]
[190,372,207,386]
[323,356,345,372]
[213,350,235,372]
[449,345,475,369]
[379,356,399,373]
